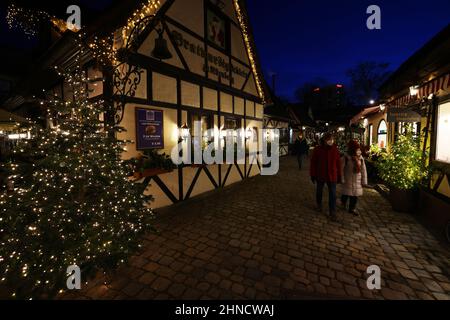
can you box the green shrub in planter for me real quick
[377,134,427,190]
[376,134,427,212]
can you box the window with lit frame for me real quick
[377,120,388,149]
[189,112,214,149]
[436,101,450,163]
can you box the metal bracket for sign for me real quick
[113,64,144,124]
[112,14,157,125]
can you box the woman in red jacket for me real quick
[310,133,342,222]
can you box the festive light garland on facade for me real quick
[7,0,264,104]
[6,4,51,37]
[2,1,267,298]
[121,0,161,48]
[6,4,78,37]
[85,0,162,67]
[233,0,266,103]
[6,1,161,66]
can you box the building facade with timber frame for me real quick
[24,0,270,209]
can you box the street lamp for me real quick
[369,100,375,105]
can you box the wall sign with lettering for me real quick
[387,109,421,123]
[171,30,248,85]
[136,108,164,150]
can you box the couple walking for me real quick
[309,133,367,222]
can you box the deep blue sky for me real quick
[1,0,449,101]
[246,0,450,101]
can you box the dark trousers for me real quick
[297,153,305,169]
[316,181,337,216]
[341,195,358,211]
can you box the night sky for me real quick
[1,0,450,101]
[246,0,450,100]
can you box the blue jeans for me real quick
[316,181,337,216]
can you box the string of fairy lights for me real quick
[0,38,154,299]
[3,0,267,298]
[233,0,266,103]
[6,4,52,37]
[121,0,161,48]
[6,4,79,37]
[6,0,266,104]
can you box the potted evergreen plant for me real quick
[376,133,427,213]
[130,150,176,179]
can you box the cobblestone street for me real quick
[66,157,450,300]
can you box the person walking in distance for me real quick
[340,140,368,216]
[294,133,309,170]
[310,133,342,222]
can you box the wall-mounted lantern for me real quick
[179,123,190,140]
[409,85,419,96]
[245,128,253,140]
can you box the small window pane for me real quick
[436,102,450,163]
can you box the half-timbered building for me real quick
[14,0,269,209]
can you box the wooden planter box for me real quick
[389,187,419,213]
[418,188,450,238]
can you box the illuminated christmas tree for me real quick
[377,132,427,190]
[0,41,154,299]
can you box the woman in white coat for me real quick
[340,140,368,216]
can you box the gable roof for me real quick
[4,0,268,104]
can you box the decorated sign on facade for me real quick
[207,9,226,49]
[136,108,164,150]
[387,109,421,123]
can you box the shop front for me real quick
[379,24,450,234]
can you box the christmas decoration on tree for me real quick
[0,39,154,299]
[376,132,427,190]
[6,4,51,37]
[6,4,76,37]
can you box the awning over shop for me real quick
[389,73,450,107]
[350,106,381,125]
[419,73,450,98]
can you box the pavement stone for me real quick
[62,157,450,300]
